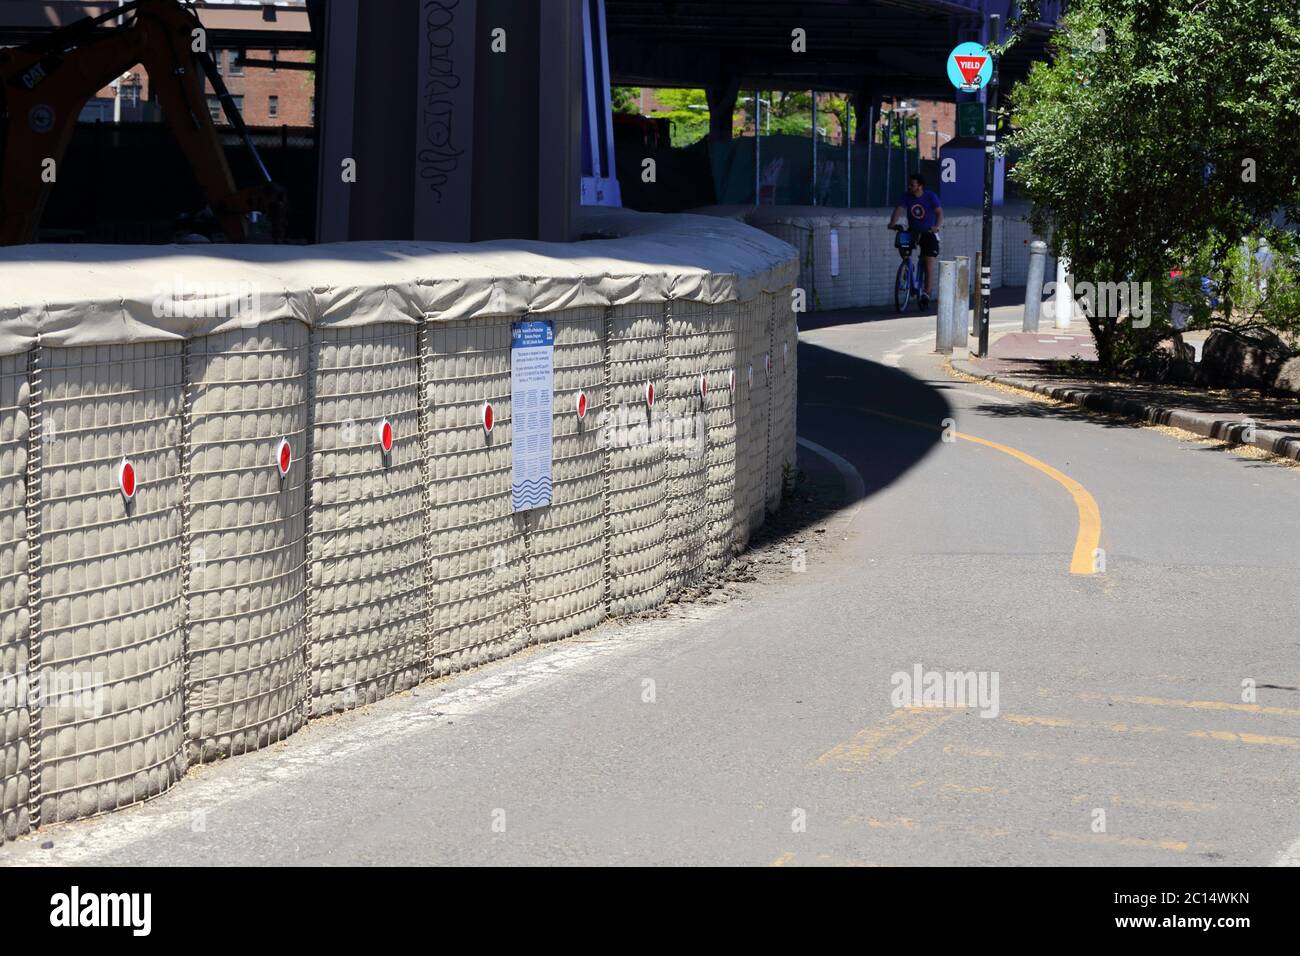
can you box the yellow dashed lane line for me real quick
[1003,712,1300,748]
[816,707,957,767]
[1077,692,1300,718]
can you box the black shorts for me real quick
[912,230,940,257]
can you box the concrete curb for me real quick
[951,358,1300,463]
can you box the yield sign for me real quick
[947,42,992,92]
[955,56,986,85]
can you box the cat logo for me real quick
[20,62,48,90]
[28,104,55,133]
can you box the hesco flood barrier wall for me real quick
[0,209,799,841]
[694,203,1055,312]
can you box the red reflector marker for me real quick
[117,458,136,500]
[275,437,292,479]
[378,418,394,454]
[575,390,588,419]
[482,401,494,434]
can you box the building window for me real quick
[213,49,223,74]
[309,96,315,126]
[270,49,279,72]
[206,95,243,124]
[228,49,245,76]
[268,95,279,119]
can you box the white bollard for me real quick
[954,256,970,342]
[1024,240,1047,331]
[1054,255,1072,329]
[935,259,957,354]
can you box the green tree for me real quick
[1007,0,1300,368]
[650,88,710,146]
[736,91,852,141]
[611,86,641,115]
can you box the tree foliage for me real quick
[611,86,642,114]
[649,88,710,146]
[1007,0,1300,367]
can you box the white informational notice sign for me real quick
[829,228,840,277]
[510,319,554,512]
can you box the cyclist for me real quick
[889,173,944,307]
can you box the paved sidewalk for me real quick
[952,350,1300,462]
[990,331,1097,361]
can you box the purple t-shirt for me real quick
[900,190,942,232]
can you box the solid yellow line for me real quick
[803,401,1103,575]
[953,430,1102,575]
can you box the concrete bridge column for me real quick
[706,79,740,142]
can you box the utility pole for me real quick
[977,13,1000,358]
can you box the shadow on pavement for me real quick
[792,339,953,520]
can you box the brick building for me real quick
[891,99,956,160]
[57,0,315,127]
[203,47,315,127]
[84,47,314,128]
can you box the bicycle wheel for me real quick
[895,260,914,312]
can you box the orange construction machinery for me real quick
[0,0,286,244]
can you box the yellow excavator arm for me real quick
[0,0,285,244]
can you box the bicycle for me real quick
[890,224,925,312]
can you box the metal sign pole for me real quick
[811,91,818,205]
[865,105,874,207]
[846,101,853,207]
[977,14,1001,358]
[883,111,893,209]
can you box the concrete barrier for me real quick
[0,209,799,840]
[694,203,1049,312]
